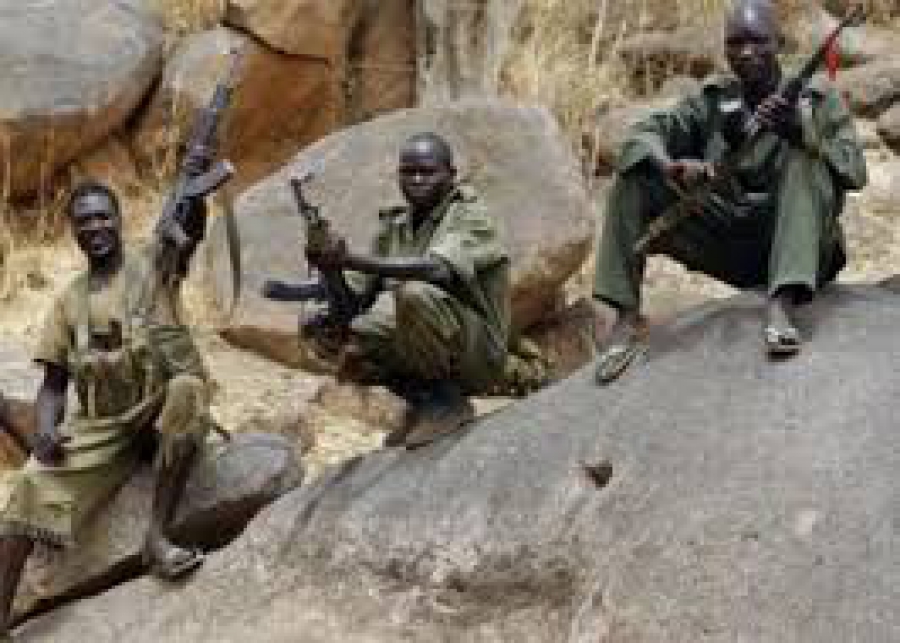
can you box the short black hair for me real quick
[402,132,455,169]
[66,180,120,218]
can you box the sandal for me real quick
[764,322,801,357]
[144,543,205,581]
[594,340,646,385]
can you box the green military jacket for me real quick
[350,185,511,363]
[617,73,867,195]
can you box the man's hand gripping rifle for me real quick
[261,166,360,332]
[634,5,865,255]
[155,49,244,281]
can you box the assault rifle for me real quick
[261,167,359,329]
[155,49,243,280]
[634,5,865,255]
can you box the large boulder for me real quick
[876,103,900,154]
[224,0,356,60]
[14,432,302,621]
[18,280,900,641]
[0,341,39,469]
[837,56,900,118]
[207,103,594,366]
[136,3,416,191]
[0,0,162,199]
[133,27,339,193]
[224,0,416,122]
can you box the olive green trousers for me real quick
[594,146,846,311]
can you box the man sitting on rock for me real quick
[591,0,867,384]
[0,180,215,640]
[266,133,511,447]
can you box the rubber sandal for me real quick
[145,545,205,581]
[764,323,801,357]
[594,341,646,385]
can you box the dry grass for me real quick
[149,0,225,36]
[502,0,898,158]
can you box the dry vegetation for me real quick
[150,0,224,36]
[0,0,898,307]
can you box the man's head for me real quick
[725,0,782,95]
[66,180,122,265]
[398,133,456,214]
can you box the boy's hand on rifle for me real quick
[754,94,803,145]
[305,229,348,270]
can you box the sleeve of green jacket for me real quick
[616,89,713,173]
[427,199,508,288]
[800,83,868,191]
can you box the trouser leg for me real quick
[0,536,32,636]
[593,170,674,312]
[145,374,207,578]
[768,147,844,299]
[393,281,498,389]
[594,168,763,311]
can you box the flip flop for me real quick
[594,341,646,385]
[764,323,801,357]
[145,545,205,581]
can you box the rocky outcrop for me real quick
[135,2,416,191]
[617,26,722,93]
[876,103,900,154]
[18,280,900,641]
[837,56,900,118]
[14,432,302,622]
[224,0,356,60]
[0,0,162,199]
[205,103,594,366]
[133,27,340,193]
[224,0,416,124]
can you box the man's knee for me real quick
[395,282,458,339]
[165,374,206,405]
[395,281,444,313]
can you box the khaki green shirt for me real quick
[34,246,178,369]
[618,73,868,194]
[350,185,510,356]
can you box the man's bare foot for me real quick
[764,292,801,357]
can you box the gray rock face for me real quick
[0,341,39,468]
[837,56,900,118]
[19,281,900,642]
[15,432,302,621]
[877,103,900,154]
[0,0,162,198]
[207,103,593,365]
[0,341,39,401]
